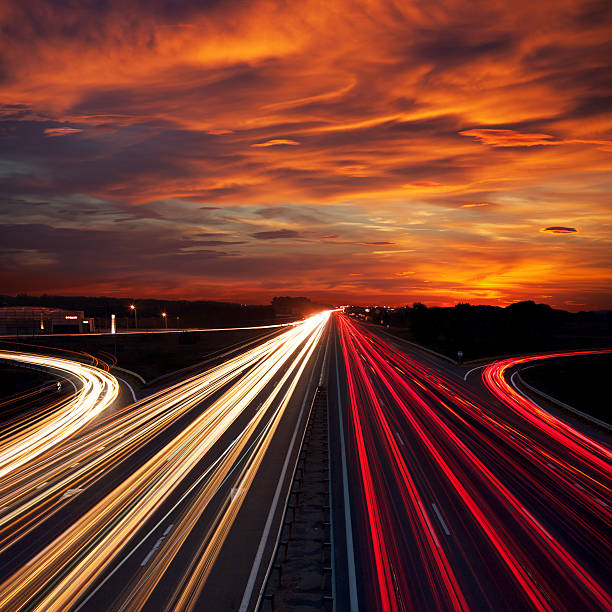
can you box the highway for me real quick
[329,314,611,611]
[0,311,330,610]
[0,350,119,480]
[1,310,610,611]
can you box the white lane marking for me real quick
[60,488,84,500]
[575,483,585,491]
[115,375,137,403]
[162,523,174,536]
[595,498,608,508]
[239,336,325,612]
[395,431,405,446]
[141,537,164,567]
[36,482,48,490]
[75,427,249,611]
[463,364,487,381]
[231,487,244,500]
[432,503,451,536]
[335,342,359,611]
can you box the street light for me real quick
[161,312,168,329]
[130,304,138,329]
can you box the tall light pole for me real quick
[130,304,137,329]
[161,312,167,329]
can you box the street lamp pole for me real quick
[130,304,137,329]
[162,312,167,329]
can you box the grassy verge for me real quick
[521,354,612,424]
[0,328,279,381]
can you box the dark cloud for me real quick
[192,240,246,246]
[0,0,610,307]
[250,229,299,240]
[459,129,557,147]
[540,226,578,234]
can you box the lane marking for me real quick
[463,364,487,381]
[395,431,405,446]
[335,340,359,612]
[115,375,137,403]
[141,537,164,567]
[162,523,174,536]
[239,333,325,612]
[432,503,451,536]
[75,424,252,611]
[60,488,84,501]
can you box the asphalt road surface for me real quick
[1,310,609,611]
[329,314,611,611]
[0,312,330,611]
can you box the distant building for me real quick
[0,307,95,335]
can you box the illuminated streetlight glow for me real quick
[130,304,137,329]
[161,312,167,329]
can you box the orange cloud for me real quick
[43,127,83,137]
[251,139,301,147]
[459,129,557,147]
[0,0,611,309]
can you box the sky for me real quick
[1,0,611,309]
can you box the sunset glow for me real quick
[1,1,611,308]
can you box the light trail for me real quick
[0,320,302,339]
[336,315,611,611]
[0,311,331,611]
[482,351,612,475]
[0,350,119,480]
[0,330,294,552]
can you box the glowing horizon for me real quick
[1,1,610,310]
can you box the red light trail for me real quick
[336,314,611,610]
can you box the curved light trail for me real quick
[0,350,119,480]
[336,315,611,611]
[0,311,331,611]
[1,315,607,611]
[483,350,612,474]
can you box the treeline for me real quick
[0,294,330,329]
[0,294,274,329]
[347,301,612,360]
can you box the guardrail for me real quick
[515,370,611,433]
[259,384,333,611]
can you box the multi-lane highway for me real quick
[0,312,330,610]
[329,314,611,611]
[0,310,610,611]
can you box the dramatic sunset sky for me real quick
[1,0,611,308]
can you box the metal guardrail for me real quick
[259,385,333,612]
[515,370,612,432]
